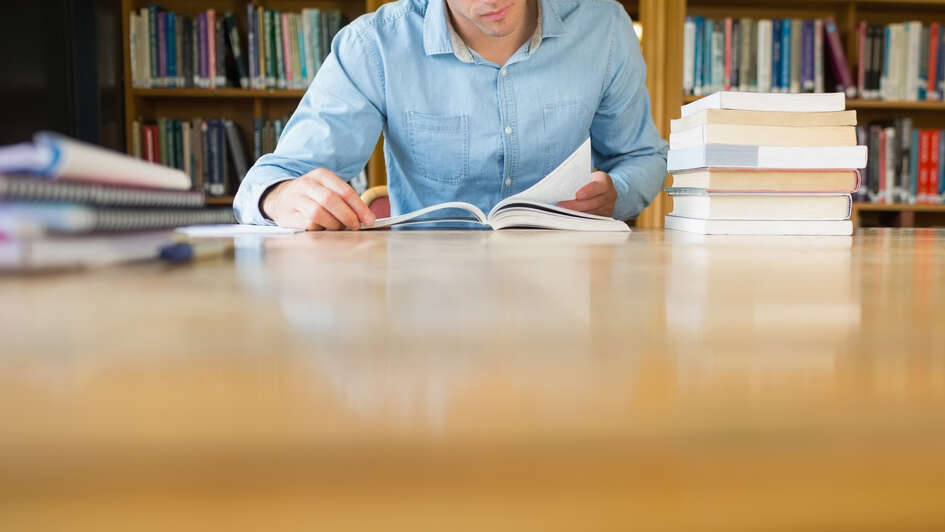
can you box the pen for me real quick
[159,240,232,263]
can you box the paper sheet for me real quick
[176,224,304,237]
[490,138,591,216]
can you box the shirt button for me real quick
[505,126,512,134]
[505,178,512,186]
[500,68,507,76]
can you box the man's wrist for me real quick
[259,180,289,221]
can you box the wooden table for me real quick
[2,228,944,531]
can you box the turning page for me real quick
[490,138,592,215]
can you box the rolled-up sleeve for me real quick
[234,24,386,225]
[590,9,668,222]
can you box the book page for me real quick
[361,202,486,230]
[490,137,592,218]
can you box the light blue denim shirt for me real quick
[234,0,668,224]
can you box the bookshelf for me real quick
[644,0,945,228]
[120,0,389,198]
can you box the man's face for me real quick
[445,0,530,39]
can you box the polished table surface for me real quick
[1,228,944,531]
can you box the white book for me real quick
[681,91,846,117]
[683,19,695,94]
[668,144,868,172]
[362,139,628,232]
[758,20,772,93]
[665,215,853,236]
[0,231,178,271]
[667,191,853,220]
[0,132,191,190]
[906,22,921,102]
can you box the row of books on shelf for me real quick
[0,133,236,270]
[129,4,348,90]
[858,119,945,204]
[130,117,288,197]
[684,17,945,102]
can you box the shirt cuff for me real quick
[233,173,294,226]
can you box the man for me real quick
[234,0,667,230]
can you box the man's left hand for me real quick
[557,171,617,217]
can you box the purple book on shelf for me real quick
[824,18,857,97]
[198,12,207,86]
[157,11,167,83]
[801,19,815,91]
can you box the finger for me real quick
[315,171,377,225]
[575,180,607,201]
[298,185,359,230]
[301,200,345,231]
[557,194,608,213]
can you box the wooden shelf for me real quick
[853,203,945,212]
[683,94,945,111]
[131,88,307,99]
[206,196,235,206]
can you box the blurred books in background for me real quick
[666,92,867,235]
[0,133,234,270]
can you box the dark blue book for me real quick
[772,19,782,92]
[801,20,815,91]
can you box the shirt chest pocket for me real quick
[406,111,470,185]
[542,100,593,176]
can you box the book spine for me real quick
[869,25,881,98]
[929,24,940,100]
[919,24,929,101]
[182,121,192,182]
[906,22,920,101]
[814,19,824,93]
[247,4,257,88]
[711,21,723,91]
[215,16,225,87]
[693,17,704,95]
[207,10,216,88]
[939,28,945,101]
[157,11,167,86]
[198,12,207,87]
[920,130,930,202]
[129,13,139,88]
[857,21,867,98]
[910,128,919,203]
[220,120,230,194]
[176,13,184,87]
[732,19,741,90]
[881,25,891,99]
[758,20,771,93]
[320,10,330,63]
[790,18,801,93]
[781,19,792,92]
[931,130,940,200]
[801,20,814,91]
[772,19,782,91]
[281,12,292,88]
[168,12,177,87]
[739,18,752,91]
[148,6,158,87]
[940,130,945,199]
[297,14,308,86]
[274,11,285,88]
[226,13,249,89]
[302,9,314,85]
[824,18,856,98]
[724,18,732,90]
[291,13,301,89]
[131,120,142,159]
[311,8,323,73]
[253,118,263,160]
[878,128,887,201]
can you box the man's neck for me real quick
[446,0,539,65]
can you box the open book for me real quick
[362,138,629,232]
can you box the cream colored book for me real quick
[670,109,858,132]
[680,91,846,117]
[667,190,852,220]
[670,124,857,149]
[670,169,860,193]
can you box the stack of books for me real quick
[665,91,868,235]
[0,133,235,270]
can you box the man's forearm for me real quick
[601,147,668,221]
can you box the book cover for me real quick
[824,18,856,98]
[801,19,814,92]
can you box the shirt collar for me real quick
[423,0,565,63]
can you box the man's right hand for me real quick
[261,169,376,231]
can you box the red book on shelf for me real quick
[920,130,931,202]
[928,129,942,201]
[929,24,940,100]
[824,18,857,98]
[724,18,732,91]
[207,10,216,88]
